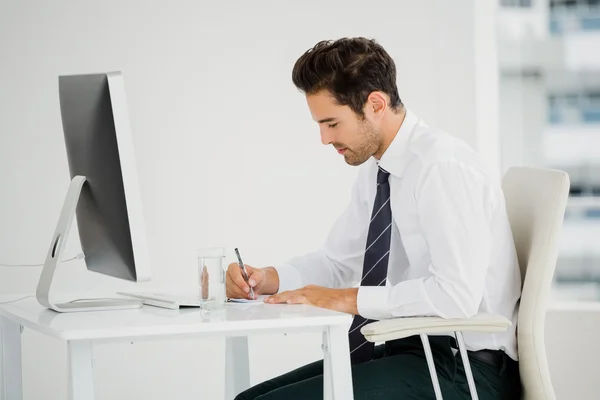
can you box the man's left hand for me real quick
[265,285,359,315]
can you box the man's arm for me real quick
[272,168,371,294]
[265,285,359,314]
[227,169,370,301]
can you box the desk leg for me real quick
[225,337,250,400]
[321,331,333,399]
[0,317,23,400]
[323,325,353,400]
[67,340,95,400]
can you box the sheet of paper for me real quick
[228,295,267,304]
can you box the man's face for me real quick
[306,91,382,166]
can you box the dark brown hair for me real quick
[292,37,403,117]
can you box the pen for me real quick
[234,248,255,299]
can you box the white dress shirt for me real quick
[274,108,521,360]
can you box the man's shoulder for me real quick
[408,122,485,173]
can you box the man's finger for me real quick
[226,273,247,298]
[267,290,297,303]
[285,295,307,305]
[247,268,265,288]
[226,279,246,299]
[226,270,250,299]
[228,265,250,294]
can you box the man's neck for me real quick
[373,107,407,160]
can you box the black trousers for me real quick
[234,335,521,400]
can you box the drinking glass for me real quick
[197,246,227,307]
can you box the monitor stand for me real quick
[36,175,142,313]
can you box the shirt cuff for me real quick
[357,286,393,320]
[272,264,303,293]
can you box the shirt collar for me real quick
[376,107,419,178]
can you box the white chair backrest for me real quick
[502,166,570,400]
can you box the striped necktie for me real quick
[348,166,392,364]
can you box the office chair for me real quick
[361,166,570,400]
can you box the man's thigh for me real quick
[234,359,324,400]
[253,352,466,400]
[235,344,388,400]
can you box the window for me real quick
[501,0,532,7]
[550,0,600,33]
[547,91,600,125]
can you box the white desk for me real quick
[0,297,354,400]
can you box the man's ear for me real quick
[365,91,388,119]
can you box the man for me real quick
[227,37,522,399]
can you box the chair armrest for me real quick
[360,313,511,343]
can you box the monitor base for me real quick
[35,176,142,313]
[49,299,142,313]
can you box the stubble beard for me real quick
[343,121,382,166]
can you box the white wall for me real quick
[1,1,500,399]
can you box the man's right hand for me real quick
[226,263,279,300]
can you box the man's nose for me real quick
[320,129,334,146]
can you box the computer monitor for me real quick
[36,71,152,313]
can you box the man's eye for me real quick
[328,123,338,128]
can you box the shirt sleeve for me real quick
[357,161,492,320]
[273,169,371,293]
